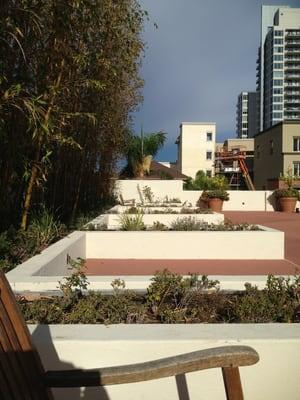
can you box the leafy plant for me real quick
[170,217,203,231]
[184,171,229,191]
[148,221,168,231]
[142,186,154,202]
[59,256,89,297]
[201,189,230,201]
[122,130,167,178]
[273,188,299,199]
[119,210,145,231]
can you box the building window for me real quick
[273,88,283,94]
[206,132,212,141]
[273,71,283,78]
[274,38,284,45]
[273,96,283,103]
[270,140,274,155]
[274,46,283,53]
[273,104,282,110]
[294,137,300,152]
[274,55,283,61]
[273,80,283,86]
[256,144,260,159]
[272,112,283,119]
[206,170,212,177]
[294,162,300,176]
[206,151,212,160]
[274,63,283,69]
[274,30,283,37]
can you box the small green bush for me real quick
[19,270,300,324]
[201,189,229,201]
[273,188,300,199]
[119,210,145,231]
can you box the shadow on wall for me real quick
[267,193,277,211]
[31,325,192,400]
[32,325,110,400]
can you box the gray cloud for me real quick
[133,0,300,160]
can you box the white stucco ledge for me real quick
[7,275,294,294]
[28,324,300,400]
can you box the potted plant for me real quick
[273,188,299,212]
[201,189,229,212]
[273,169,300,212]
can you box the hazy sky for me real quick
[132,0,300,161]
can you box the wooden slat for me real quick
[45,345,259,387]
[222,367,244,400]
[0,272,52,399]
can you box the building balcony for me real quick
[285,48,300,54]
[285,82,300,87]
[285,40,300,46]
[285,57,300,62]
[286,31,300,38]
[285,98,300,105]
[285,64,300,71]
[285,74,300,80]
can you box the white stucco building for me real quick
[175,122,216,178]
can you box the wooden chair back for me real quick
[0,270,52,400]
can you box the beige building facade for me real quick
[175,122,216,178]
[254,121,300,189]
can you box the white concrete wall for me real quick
[86,229,284,260]
[29,324,300,400]
[117,180,300,211]
[7,231,86,279]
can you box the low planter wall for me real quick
[86,228,284,260]
[29,324,300,400]
[116,180,300,211]
[103,212,224,229]
[7,226,285,292]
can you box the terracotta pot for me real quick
[208,198,223,212]
[277,197,297,213]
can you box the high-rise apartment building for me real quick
[236,91,258,138]
[256,5,300,131]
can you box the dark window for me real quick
[294,137,300,152]
[206,151,212,160]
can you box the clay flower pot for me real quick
[278,197,297,213]
[208,198,223,212]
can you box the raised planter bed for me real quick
[102,212,224,229]
[7,225,285,293]
[86,228,283,260]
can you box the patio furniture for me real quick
[0,270,259,399]
[119,194,136,206]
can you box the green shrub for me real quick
[273,188,300,199]
[184,171,229,191]
[201,189,229,201]
[19,271,300,324]
[148,221,168,231]
[170,216,203,231]
[119,210,145,230]
[236,275,300,323]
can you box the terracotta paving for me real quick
[86,212,300,276]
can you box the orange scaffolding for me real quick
[215,148,255,190]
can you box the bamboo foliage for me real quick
[0,0,145,229]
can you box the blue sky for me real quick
[132,0,300,161]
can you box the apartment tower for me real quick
[236,91,258,138]
[256,5,300,131]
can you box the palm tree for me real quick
[123,129,166,178]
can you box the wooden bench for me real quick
[0,270,259,399]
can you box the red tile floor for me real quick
[86,212,300,276]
